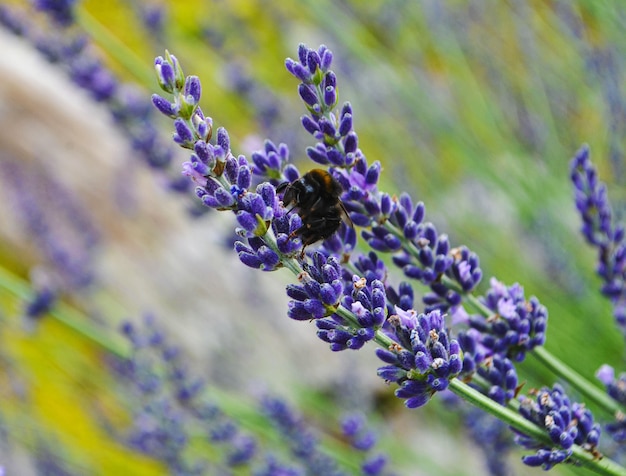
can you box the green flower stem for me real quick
[262,228,302,276]
[449,378,625,476]
[0,266,129,360]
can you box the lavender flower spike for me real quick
[570,144,626,332]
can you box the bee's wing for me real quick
[339,201,354,228]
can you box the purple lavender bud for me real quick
[323,85,336,108]
[257,246,280,270]
[285,58,310,82]
[301,115,320,135]
[173,118,195,148]
[403,393,431,409]
[213,127,229,154]
[236,211,260,234]
[343,131,358,154]
[236,165,251,190]
[365,161,381,185]
[155,56,176,93]
[375,195,391,219]
[288,300,317,320]
[306,145,329,164]
[320,48,333,71]
[319,283,341,306]
[200,194,219,208]
[214,188,236,208]
[296,43,308,65]
[193,141,215,165]
[183,75,201,104]
[318,117,336,138]
[298,84,318,106]
[151,93,177,117]
[325,149,344,166]
[377,365,407,382]
[337,114,353,139]
[323,71,336,90]
[306,49,321,75]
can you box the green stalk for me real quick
[0,266,129,359]
[531,346,621,416]
[75,8,154,85]
[449,379,625,476]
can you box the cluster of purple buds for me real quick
[376,309,463,408]
[570,145,626,330]
[32,0,76,27]
[387,194,482,309]
[286,44,385,223]
[23,285,57,321]
[340,412,390,476]
[285,44,360,169]
[285,252,386,350]
[286,253,344,321]
[462,278,547,362]
[153,52,310,269]
[119,317,258,471]
[260,395,344,476]
[597,365,626,442]
[316,275,387,351]
[475,355,519,405]
[515,384,601,470]
[250,139,299,185]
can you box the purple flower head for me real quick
[285,44,333,85]
[376,309,463,408]
[464,278,547,362]
[343,278,388,328]
[286,253,344,320]
[24,286,57,321]
[515,384,601,470]
[235,237,280,271]
[476,355,519,405]
[338,412,392,475]
[340,413,377,451]
[260,395,343,475]
[596,365,626,443]
[70,56,117,101]
[250,140,292,184]
[314,270,389,351]
[154,52,185,93]
[151,93,179,118]
[32,0,76,27]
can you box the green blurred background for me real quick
[0,0,625,474]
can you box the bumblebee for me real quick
[278,169,353,255]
